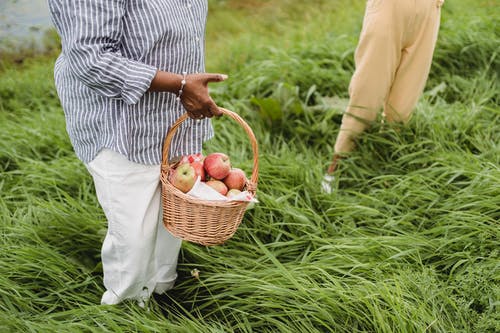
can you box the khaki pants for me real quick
[334,0,443,153]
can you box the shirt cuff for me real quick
[121,61,158,105]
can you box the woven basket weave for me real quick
[160,108,258,246]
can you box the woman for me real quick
[323,0,444,193]
[48,0,227,305]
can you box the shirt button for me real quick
[187,3,192,9]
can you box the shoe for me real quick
[321,174,336,194]
[137,287,151,310]
[137,298,147,309]
[322,154,341,194]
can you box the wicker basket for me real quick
[160,108,259,246]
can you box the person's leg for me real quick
[86,149,181,305]
[332,0,414,157]
[152,214,182,294]
[383,0,443,123]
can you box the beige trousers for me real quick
[334,0,443,153]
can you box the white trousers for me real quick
[85,149,182,305]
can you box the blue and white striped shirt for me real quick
[48,0,213,165]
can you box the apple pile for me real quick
[168,152,248,197]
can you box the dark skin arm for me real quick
[149,71,227,119]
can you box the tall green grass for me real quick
[1,0,498,332]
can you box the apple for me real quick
[180,153,204,164]
[226,188,242,198]
[169,163,197,193]
[206,179,228,196]
[179,156,190,164]
[178,153,205,181]
[189,153,204,163]
[190,160,206,181]
[223,168,247,191]
[204,152,231,180]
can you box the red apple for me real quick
[226,188,242,198]
[179,156,190,164]
[204,152,231,180]
[223,168,247,191]
[206,179,228,196]
[190,160,206,181]
[169,163,197,193]
[180,153,204,163]
[189,153,204,163]
[178,153,205,181]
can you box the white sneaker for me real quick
[137,299,146,309]
[136,287,151,310]
[321,174,336,194]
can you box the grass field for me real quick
[1,0,499,332]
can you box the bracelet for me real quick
[176,71,187,101]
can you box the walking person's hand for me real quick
[180,73,228,120]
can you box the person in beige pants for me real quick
[323,0,444,191]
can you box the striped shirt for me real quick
[48,0,213,165]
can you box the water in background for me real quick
[0,0,53,50]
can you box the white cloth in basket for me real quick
[186,177,258,203]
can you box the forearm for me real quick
[153,72,227,119]
[149,71,184,94]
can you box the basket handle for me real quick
[161,108,259,193]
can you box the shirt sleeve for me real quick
[59,0,157,105]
